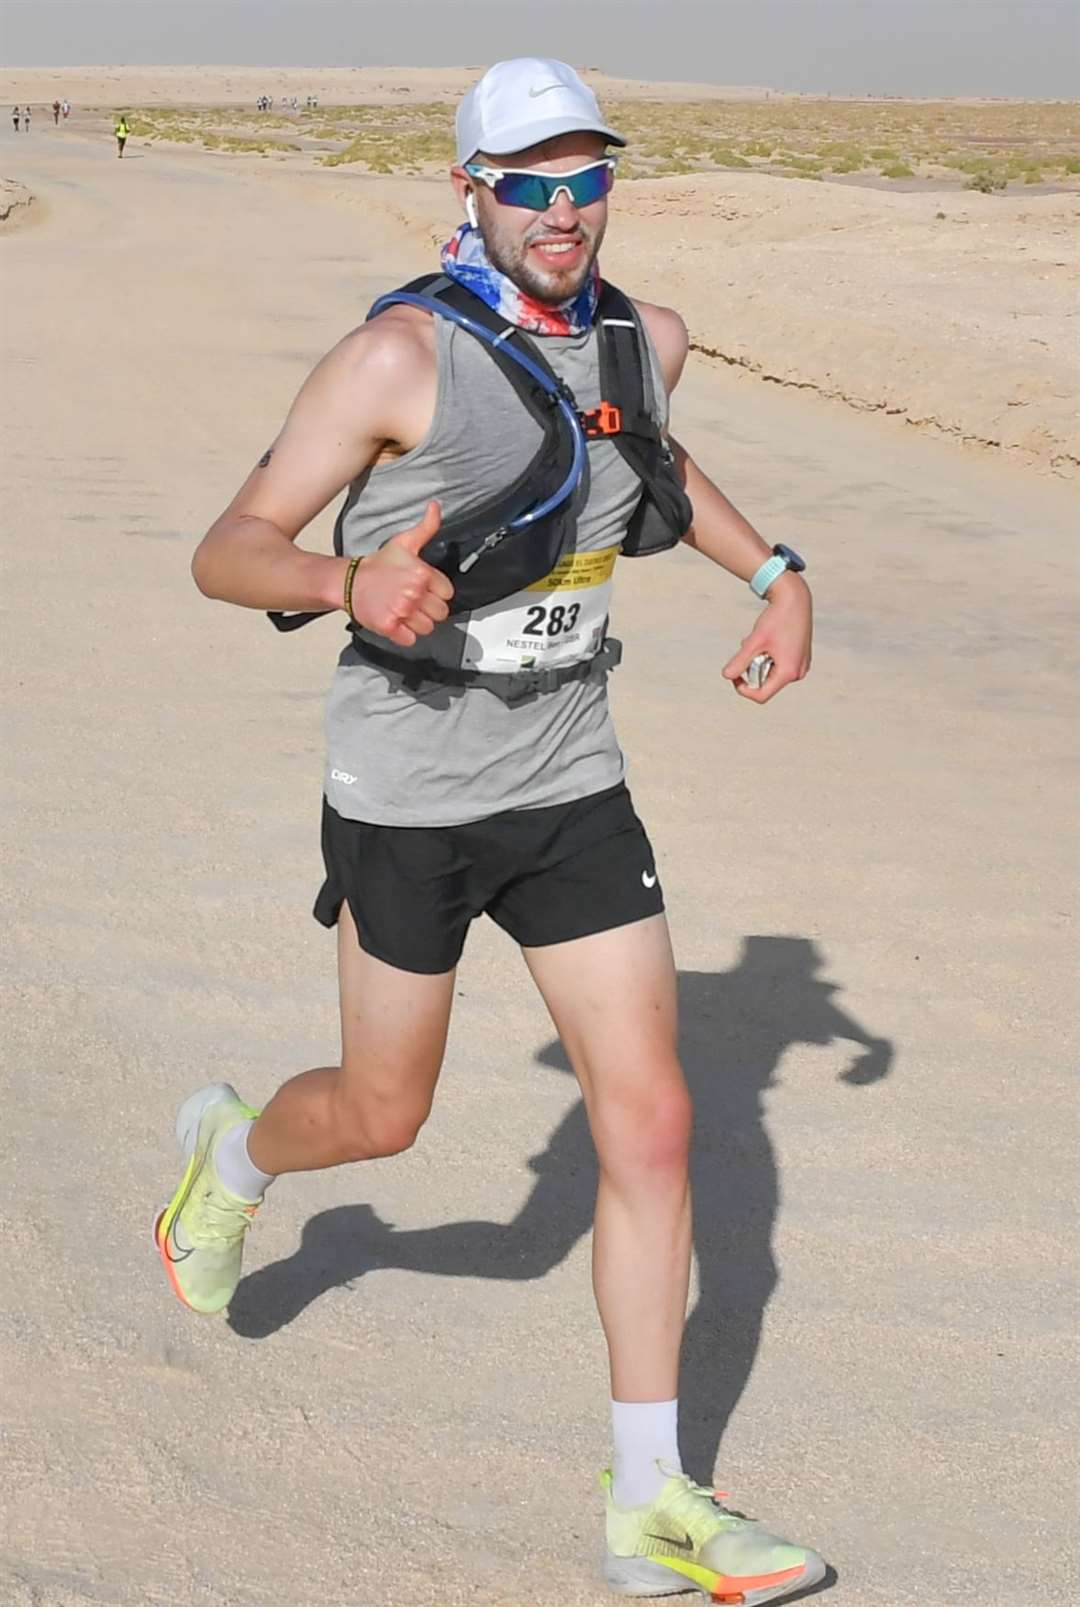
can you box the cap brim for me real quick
[465,116,626,163]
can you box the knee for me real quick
[595,1068,693,1181]
[331,1082,432,1162]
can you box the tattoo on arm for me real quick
[257,448,274,468]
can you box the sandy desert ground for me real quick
[4,67,1076,476]
[1,65,1078,1607]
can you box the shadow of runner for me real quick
[229,936,892,1483]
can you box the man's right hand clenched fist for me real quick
[346,500,455,647]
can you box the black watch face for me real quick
[773,543,806,573]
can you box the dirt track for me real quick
[1,123,1077,1606]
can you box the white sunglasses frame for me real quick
[463,156,618,209]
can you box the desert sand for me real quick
[4,66,1076,475]
[0,65,785,107]
[1,67,1078,1607]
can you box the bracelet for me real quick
[343,556,363,623]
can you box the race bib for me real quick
[460,546,619,673]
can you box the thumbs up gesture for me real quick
[347,501,455,647]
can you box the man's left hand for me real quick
[721,572,813,703]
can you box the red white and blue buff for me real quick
[440,223,599,336]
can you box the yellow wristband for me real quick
[343,556,363,624]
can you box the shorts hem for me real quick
[495,899,665,952]
[313,884,465,975]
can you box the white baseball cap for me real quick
[455,58,626,165]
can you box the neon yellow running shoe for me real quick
[602,1465,826,1603]
[153,1082,261,1315]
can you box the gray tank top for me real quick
[324,311,668,827]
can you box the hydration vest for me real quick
[270,275,693,697]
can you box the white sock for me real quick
[214,1120,275,1202]
[610,1398,682,1509]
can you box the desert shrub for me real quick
[222,136,300,154]
[819,142,868,168]
[870,146,899,160]
[742,139,775,157]
[881,161,915,178]
[1002,155,1044,180]
[1023,169,1044,183]
[322,138,394,170]
[965,170,1007,193]
[710,147,750,168]
[954,155,1010,179]
[1062,155,1080,174]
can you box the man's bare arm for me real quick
[637,302,779,582]
[639,300,812,701]
[191,314,453,646]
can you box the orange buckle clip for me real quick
[581,402,623,437]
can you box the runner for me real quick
[156,57,821,1602]
[115,112,130,158]
[11,107,19,134]
[52,99,61,125]
[62,98,71,121]
[23,104,30,133]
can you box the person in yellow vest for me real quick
[115,113,130,158]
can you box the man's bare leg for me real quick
[248,904,456,1173]
[524,914,692,1502]
[525,913,691,1400]
[156,905,454,1313]
[526,914,825,1603]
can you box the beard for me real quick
[483,216,605,305]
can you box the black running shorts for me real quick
[313,782,664,974]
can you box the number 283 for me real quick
[523,602,581,638]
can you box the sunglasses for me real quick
[463,157,617,211]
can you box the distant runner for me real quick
[23,105,30,133]
[11,107,19,134]
[115,113,130,158]
[157,57,821,1604]
[62,98,71,120]
[52,98,60,125]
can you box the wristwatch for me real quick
[749,543,806,600]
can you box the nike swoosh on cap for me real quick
[529,83,565,98]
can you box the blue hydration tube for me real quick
[367,291,587,528]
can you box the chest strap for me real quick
[349,633,622,705]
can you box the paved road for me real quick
[2,125,1076,1606]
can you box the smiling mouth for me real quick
[530,238,584,262]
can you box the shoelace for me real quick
[188,1181,257,1247]
[656,1468,747,1533]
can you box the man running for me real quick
[157,58,822,1602]
[53,98,61,125]
[12,106,19,134]
[115,112,130,158]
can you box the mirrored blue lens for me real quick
[492,162,615,210]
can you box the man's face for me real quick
[458,132,611,304]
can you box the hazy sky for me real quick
[1,0,1077,98]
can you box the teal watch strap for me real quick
[749,553,789,599]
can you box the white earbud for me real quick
[465,190,479,229]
